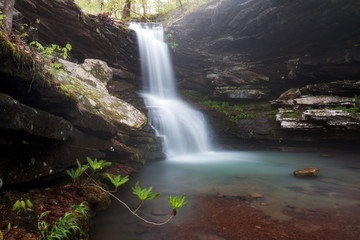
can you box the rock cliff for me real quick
[169,0,360,146]
[0,0,163,187]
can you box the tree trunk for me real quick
[122,0,131,19]
[178,0,183,8]
[141,0,146,17]
[3,0,15,33]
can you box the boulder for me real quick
[58,59,147,130]
[293,168,320,177]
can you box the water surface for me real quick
[90,150,360,239]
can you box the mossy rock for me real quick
[84,186,111,211]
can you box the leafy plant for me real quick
[0,11,4,28]
[70,201,88,220]
[26,199,33,209]
[167,194,188,216]
[87,157,112,171]
[11,200,26,214]
[66,159,89,183]
[30,41,72,75]
[83,157,112,185]
[36,202,88,240]
[132,181,161,201]
[106,174,129,191]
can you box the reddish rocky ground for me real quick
[155,194,360,240]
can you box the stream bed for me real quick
[90,150,360,239]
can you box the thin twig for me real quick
[88,183,174,226]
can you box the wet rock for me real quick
[294,96,355,107]
[151,209,168,216]
[0,93,72,141]
[214,87,267,99]
[85,186,111,211]
[278,88,302,101]
[250,193,264,199]
[273,80,360,140]
[294,168,320,177]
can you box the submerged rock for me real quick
[294,168,320,177]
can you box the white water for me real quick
[129,23,210,157]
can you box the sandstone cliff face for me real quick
[169,0,360,145]
[0,1,164,187]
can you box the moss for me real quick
[57,84,79,103]
[84,186,111,211]
[280,111,302,119]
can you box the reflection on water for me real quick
[90,150,360,239]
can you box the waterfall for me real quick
[129,23,210,157]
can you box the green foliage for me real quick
[167,194,188,215]
[281,111,302,119]
[66,159,89,183]
[7,223,11,232]
[74,0,208,19]
[11,200,26,214]
[12,199,33,214]
[106,174,129,191]
[0,11,4,28]
[165,33,179,52]
[334,105,359,114]
[37,202,88,240]
[201,99,257,122]
[132,181,161,201]
[86,157,112,171]
[30,41,72,75]
[26,199,33,209]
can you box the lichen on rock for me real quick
[56,59,147,129]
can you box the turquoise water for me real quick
[90,150,360,239]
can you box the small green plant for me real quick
[37,202,88,240]
[169,41,179,52]
[0,11,4,28]
[30,41,72,75]
[37,211,51,239]
[167,194,188,216]
[106,174,129,192]
[26,199,33,209]
[165,33,179,52]
[12,199,33,214]
[12,200,26,214]
[132,181,161,211]
[84,157,112,185]
[66,159,89,184]
[87,157,112,171]
[132,181,161,201]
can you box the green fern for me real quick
[132,181,161,201]
[167,194,188,216]
[87,157,112,171]
[66,159,89,183]
[106,174,129,191]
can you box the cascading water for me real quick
[129,23,210,157]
